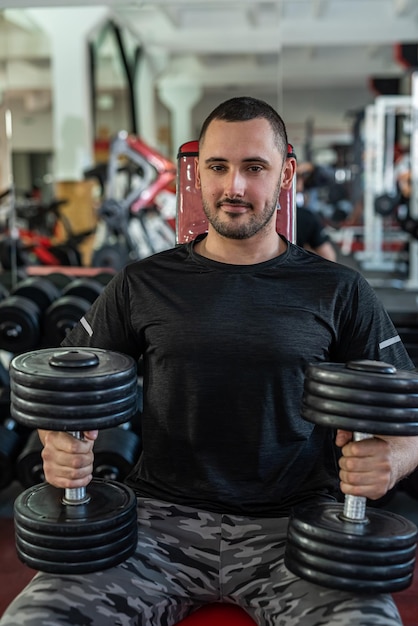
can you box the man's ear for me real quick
[194,157,201,190]
[281,157,297,190]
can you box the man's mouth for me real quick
[218,199,252,213]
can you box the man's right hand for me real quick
[38,429,98,489]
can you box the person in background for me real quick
[296,204,337,260]
[1,96,417,626]
[296,161,337,261]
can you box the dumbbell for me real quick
[284,360,418,593]
[46,272,73,291]
[0,277,60,353]
[42,278,104,347]
[10,346,139,574]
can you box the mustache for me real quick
[217,198,253,209]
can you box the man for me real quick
[2,96,417,626]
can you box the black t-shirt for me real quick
[62,236,413,516]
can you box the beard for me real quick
[202,183,281,240]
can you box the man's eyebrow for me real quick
[204,156,270,164]
[204,157,227,164]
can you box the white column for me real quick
[136,47,169,148]
[158,81,202,160]
[0,106,12,192]
[27,7,110,181]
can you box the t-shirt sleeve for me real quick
[333,273,414,371]
[60,270,142,360]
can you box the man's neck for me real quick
[195,229,287,265]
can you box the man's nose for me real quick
[225,170,245,198]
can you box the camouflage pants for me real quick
[0,498,403,626]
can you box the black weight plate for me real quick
[46,272,73,291]
[285,541,414,580]
[16,513,136,549]
[0,296,40,353]
[10,391,136,420]
[288,503,418,549]
[16,535,136,574]
[13,277,60,311]
[62,278,103,303]
[301,404,418,435]
[305,378,418,408]
[10,348,138,429]
[11,376,137,406]
[284,544,414,593]
[287,524,417,565]
[10,347,137,392]
[14,480,137,535]
[303,393,418,423]
[42,295,92,346]
[306,361,418,394]
[16,526,137,563]
[10,393,137,431]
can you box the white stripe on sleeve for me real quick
[80,316,93,337]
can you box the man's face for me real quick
[196,118,286,240]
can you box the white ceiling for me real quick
[1,0,417,90]
[0,0,417,152]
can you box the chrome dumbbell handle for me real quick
[341,432,373,523]
[62,431,91,505]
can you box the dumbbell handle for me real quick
[62,431,91,505]
[341,432,373,523]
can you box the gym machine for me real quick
[359,71,418,289]
[89,131,177,269]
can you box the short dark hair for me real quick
[199,96,288,159]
